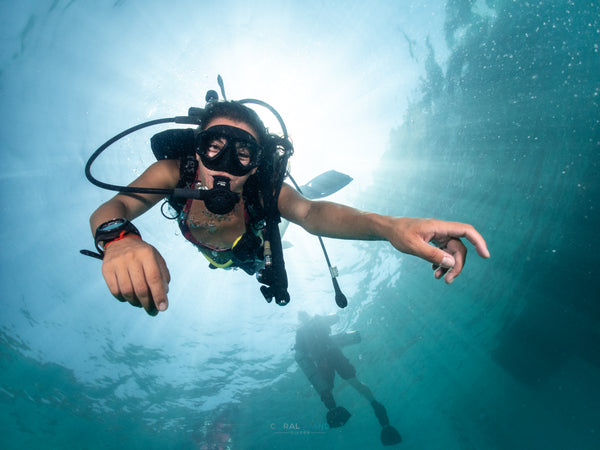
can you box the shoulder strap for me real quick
[150,128,198,216]
[166,154,197,215]
[255,136,293,305]
[177,153,198,189]
[242,175,266,230]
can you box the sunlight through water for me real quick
[1,1,599,449]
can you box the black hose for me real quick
[84,116,201,197]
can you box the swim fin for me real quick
[299,170,353,199]
[326,406,352,428]
[380,425,402,446]
[372,401,402,445]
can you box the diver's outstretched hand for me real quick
[101,236,170,315]
[387,218,490,283]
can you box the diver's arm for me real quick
[89,159,180,231]
[278,183,387,240]
[89,159,179,315]
[278,183,490,283]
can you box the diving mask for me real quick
[196,125,262,176]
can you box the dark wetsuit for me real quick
[295,315,356,407]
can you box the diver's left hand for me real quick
[386,218,490,283]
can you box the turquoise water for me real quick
[1,1,598,449]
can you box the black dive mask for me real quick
[202,175,241,215]
[196,125,262,176]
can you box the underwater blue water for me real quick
[1,1,599,449]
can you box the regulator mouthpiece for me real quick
[203,176,240,215]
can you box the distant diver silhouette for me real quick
[294,312,402,445]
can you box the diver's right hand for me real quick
[101,236,170,316]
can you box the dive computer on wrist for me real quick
[94,218,141,252]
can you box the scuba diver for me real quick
[294,312,402,445]
[84,77,490,315]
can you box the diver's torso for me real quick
[184,197,247,250]
[174,157,266,273]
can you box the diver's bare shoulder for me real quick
[129,158,181,190]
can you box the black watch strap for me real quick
[94,219,141,253]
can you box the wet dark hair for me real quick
[201,101,268,144]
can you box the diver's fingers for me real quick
[433,266,448,280]
[128,264,158,316]
[395,218,488,283]
[142,255,170,313]
[410,233,457,269]
[114,269,142,308]
[102,268,125,302]
[434,221,490,259]
[103,262,135,305]
[101,238,166,314]
[441,238,467,284]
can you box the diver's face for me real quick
[196,117,260,192]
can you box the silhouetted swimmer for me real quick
[294,311,402,446]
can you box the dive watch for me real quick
[94,218,141,252]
